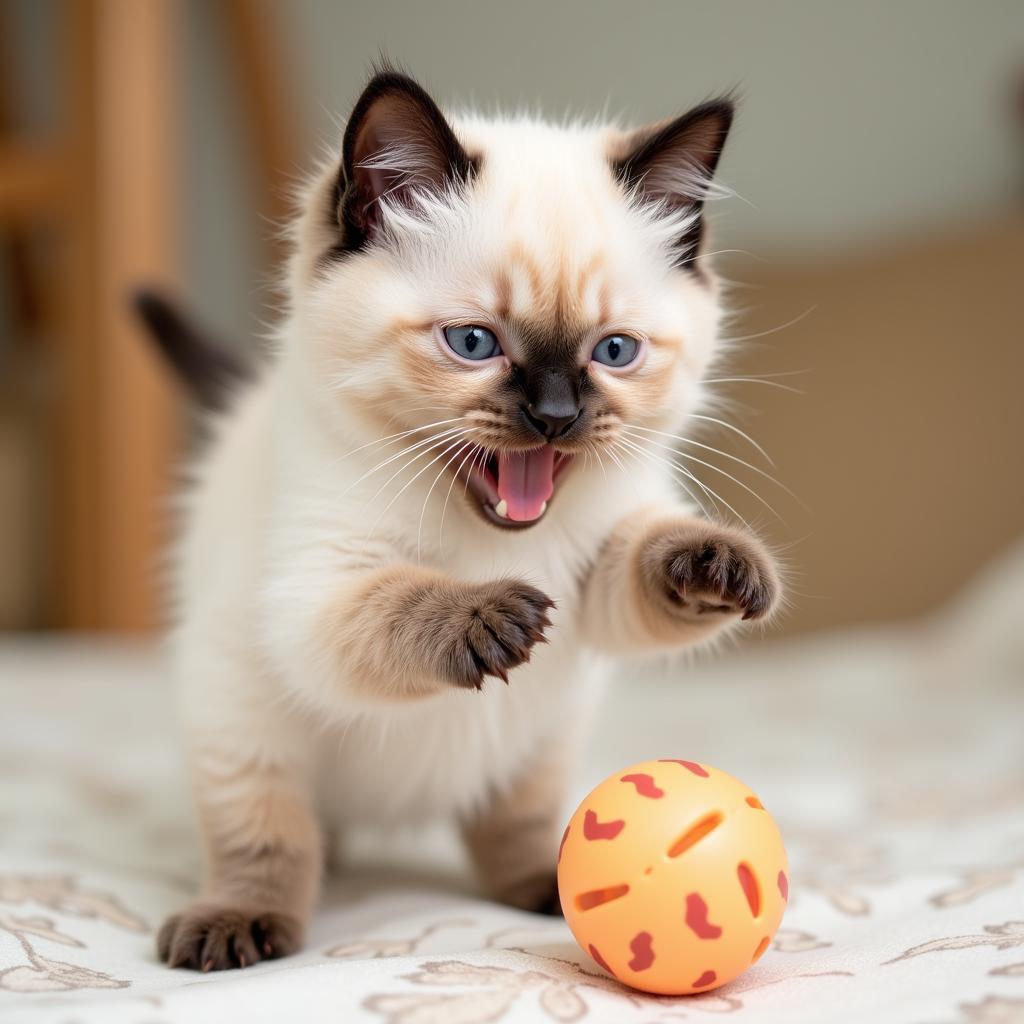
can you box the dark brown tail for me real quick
[132,289,252,411]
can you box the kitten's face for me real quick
[296,74,731,529]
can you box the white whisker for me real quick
[683,414,774,465]
[603,441,642,505]
[621,424,803,506]
[464,445,487,498]
[334,416,464,464]
[623,429,780,520]
[368,429,472,505]
[439,443,483,551]
[361,434,472,554]
[613,434,718,520]
[721,306,816,345]
[351,425,468,496]
[704,376,805,395]
[418,439,474,562]
[710,369,809,380]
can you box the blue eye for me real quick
[444,325,501,361]
[592,334,639,367]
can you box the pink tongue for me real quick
[497,447,556,522]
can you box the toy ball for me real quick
[557,758,789,996]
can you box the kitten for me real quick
[156,69,781,971]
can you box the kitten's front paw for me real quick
[443,580,555,690]
[646,522,780,622]
[157,903,302,971]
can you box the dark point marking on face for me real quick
[474,313,626,446]
[574,251,602,304]
[510,314,588,367]
[498,342,593,444]
[493,268,514,321]
[506,240,547,312]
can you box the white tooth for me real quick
[540,502,548,514]
[494,500,508,518]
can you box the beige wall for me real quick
[715,216,1024,634]
[174,0,1024,636]
[2,2,1021,633]
[184,0,1024,345]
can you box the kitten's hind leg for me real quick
[158,669,321,971]
[461,738,571,915]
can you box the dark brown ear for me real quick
[614,98,734,270]
[337,70,475,249]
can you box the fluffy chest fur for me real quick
[175,369,664,824]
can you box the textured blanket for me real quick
[1,548,1023,1023]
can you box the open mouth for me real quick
[456,446,575,529]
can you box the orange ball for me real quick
[557,759,789,995]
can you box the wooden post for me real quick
[55,0,101,627]
[50,0,183,631]
[224,0,299,267]
[90,0,180,630]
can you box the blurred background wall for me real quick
[1,0,1022,635]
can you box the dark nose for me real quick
[515,365,583,439]
[521,399,581,439]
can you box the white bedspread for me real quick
[1,547,1023,1024]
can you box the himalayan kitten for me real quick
[155,69,781,971]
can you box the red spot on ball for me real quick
[588,943,614,976]
[692,969,717,988]
[778,870,789,901]
[583,809,625,841]
[737,863,761,917]
[685,892,723,939]
[620,773,665,798]
[558,825,569,863]
[658,759,709,777]
[628,931,655,971]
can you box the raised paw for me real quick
[442,580,554,690]
[646,522,780,622]
[157,903,302,971]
